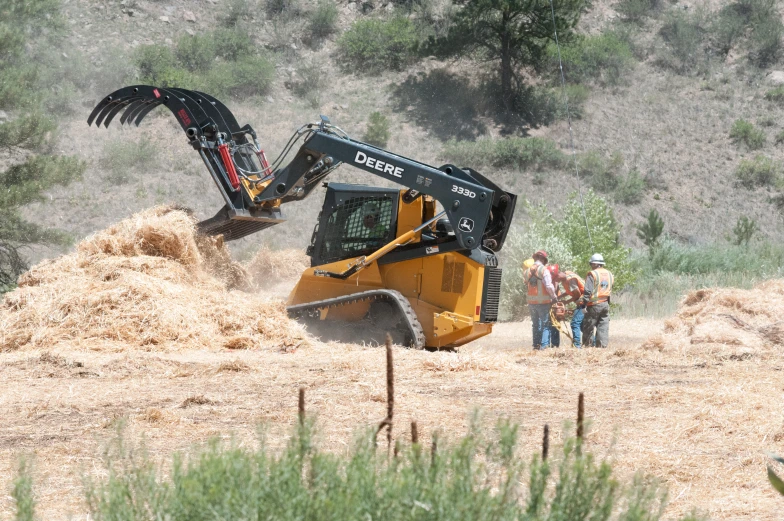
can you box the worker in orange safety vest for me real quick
[555,269,586,348]
[523,250,558,350]
[578,253,614,348]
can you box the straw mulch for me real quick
[245,246,310,288]
[644,280,784,355]
[0,206,309,352]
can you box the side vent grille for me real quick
[480,267,502,323]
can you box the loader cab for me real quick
[307,184,400,266]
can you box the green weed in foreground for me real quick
[77,421,702,521]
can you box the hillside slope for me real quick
[16,0,784,262]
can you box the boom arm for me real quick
[88,86,516,251]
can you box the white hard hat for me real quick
[589,253,605,265]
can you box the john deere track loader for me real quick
[89,86,517,349]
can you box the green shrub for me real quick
[765,86,784,103]
[219,0,254,27]
[338,17,420,73]
[176,34,216,72]
[444,137,566,172]
[291,59,326,108]
[657,10,706,74]
[615,0,660,23]
[729,119,765,150]
[731,215,758,245]
[636,209,664,254]
[502,191,636,320]
[308,0,339,42]
[735,155,779,188]
[707,0,783,66]
[551,32,635,86]
[0,113,56,149]
[135,44,193,87]
[11,458,35,521]
[213,27,254,60]
[501,226,578,320]
[615,169,646,204]
[775,130,784,145]
[201,54,275,97]
[364,112,391,147]
[265,0,298,18]
[576,151,623,192]
[510,83,589,126]
[83,420,700,521]
[711,3,748,56]
[749,15,783,67]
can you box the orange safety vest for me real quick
[559,271,585,300]
[587,268,613,306]
[524,264,551,304]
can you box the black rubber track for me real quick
[287,289,426,349]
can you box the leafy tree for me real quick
[0,0,84,291]
[731,215,758,246]
[636,209,664,254]
[433,0,585,110]
[501,191,637,319]
[552,189,637,291]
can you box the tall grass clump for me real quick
[100,137,160,184]
[729,119,766,150]
[735,155,779,188]
[338,17,421,72]
[364,112,391,148]
[444,137,566,172]
[616,239,784,317]
[83,419,701,521]
[548,32,635,86]
[308,0,339,43]
[615,0,661,23]
[765,86,784,104]
[656,9,707,74]
[11,458,36,521]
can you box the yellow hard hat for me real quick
[522,258,534,269]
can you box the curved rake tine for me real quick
[125,99,159,126]
[94,95,136,127]
[120,99,149,125]
[132,100,164,127]
[103,96,143,128]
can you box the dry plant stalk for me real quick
[542,424,549,460]
[298,387,305,425]
[411,421,418,445]
[375,334,394,451]
[577,392,585,440]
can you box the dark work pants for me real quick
[582,302,610,348]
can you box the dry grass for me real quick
[0,313,782,519]
[0,206,309,353]
[245,246,310,288]
[644,280,784,358]
[1,212,784,519]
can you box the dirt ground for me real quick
[1,316,782,520]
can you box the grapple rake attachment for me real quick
[88,85,284,241]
